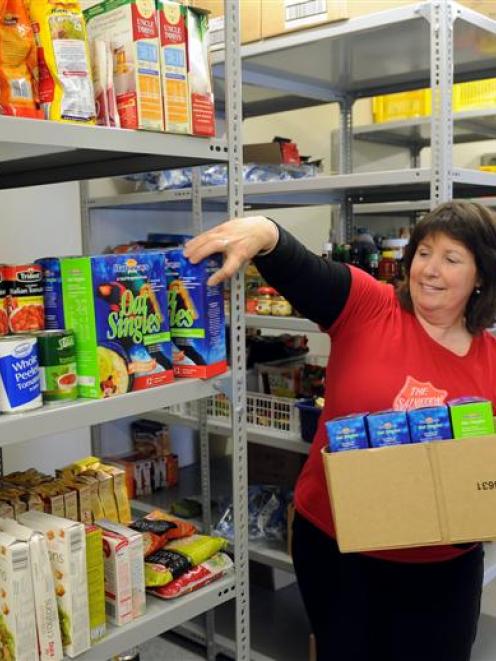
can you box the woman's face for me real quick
[409,231,479,322]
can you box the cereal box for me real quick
[326,414,369,452]
[84,0,164,131]
[367,410,411,448]
[97,520,145,619]
[448,397,495,439]
[60,252,173,399]
[407,405,452,443]
[100,530,133,626]
[186,8,215,136]
[85,526,106,644]
[157,0,191,134]
[0,519,63,661]
[18,511,90,658]
[35,258,65,330]
[0,532,39,661]
[166,250,227,378]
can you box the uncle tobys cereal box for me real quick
[165,250,227,378]
[61,252,173,398]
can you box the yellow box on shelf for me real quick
[372,89,431,123]
[453,78,496,112]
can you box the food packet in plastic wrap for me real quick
[130,509,197,556]
[165,534,228,566]
[152,552,233,599]
[144,548,191,587]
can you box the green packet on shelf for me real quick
[166,534,229,566]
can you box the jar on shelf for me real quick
[256,286,276,315]
[378,250,398,283]
[271,291,292,316]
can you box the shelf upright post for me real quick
[225,1,250,660]
[428,0,455,207]
[338,95,354,242]
[79,180,103,457]
[192,167,217,661]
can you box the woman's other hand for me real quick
[183,216,279,286]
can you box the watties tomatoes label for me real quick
[0,266,8,336]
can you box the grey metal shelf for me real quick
[72,576,236,661]
[0,374,230,446]
[354,196,496,216]
[212,1,496,117]
[0,116,228,189]
[353,109,496,149]
[244,314,319,333]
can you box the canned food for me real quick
[35,257,65,330]
[0,336,42,413]
[35,330,77,403]
[6,264,44,333]
[0,266,8,336]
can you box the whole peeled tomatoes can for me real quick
[6,264,44,333]
[35,330,77,403]
[0,266,9,336]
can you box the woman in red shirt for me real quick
[184,200,496,661]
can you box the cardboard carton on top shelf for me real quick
[191,0,261,47]
[323,434,496,553]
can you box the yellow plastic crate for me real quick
[453,78,496,112]
[372,89,431,123]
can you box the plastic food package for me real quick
[0,0,41,118]
[144,548,191,587]
[28,0,96,123]
[165,534,228,566]
[90,38,119,127]
[130,509,197,557]
[152,552,233,599]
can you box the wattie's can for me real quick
[35,330,77,403]
[0,336,42,413]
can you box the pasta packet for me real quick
[152,552,233,600]
[130,509,197,556]
[0,0,42,118]
[165,534,228,566]
[28,0,95,123]
[144,548,191,588]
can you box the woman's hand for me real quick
[183,216,279,286]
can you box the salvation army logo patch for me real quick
[393,376,448,411]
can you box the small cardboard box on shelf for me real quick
[191,0,261,47]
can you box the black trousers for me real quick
[292,511,484,661]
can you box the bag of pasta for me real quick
[0,0,41,118]
[27,0,95,123]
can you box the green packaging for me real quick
[448,397,495,439]
[85,525,107,644]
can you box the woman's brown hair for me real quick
[397,200,496,334]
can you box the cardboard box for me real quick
[186,8,216,136]
[191,0,261,47]
[323,435,496,553]
[100,530,133,626]
[85,526,106,644]
[18,511,90,658]
[84,0,164,131]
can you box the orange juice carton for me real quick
[84,0,164,130]
[157,1,191,133]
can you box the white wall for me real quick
[0,182,91,473]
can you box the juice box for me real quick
[84,0,164,131]
[35,258,65,330]
[100,530,133,626]
[18,511,90,658]
[0,532,39,661]
[0,519,63,661]
[326,414,369,452]
[157,1,191,134]
[448,397,495,439]
[407,405,452,443]
[166,250,227,378]
[85,526,106,644]
[367,410,411,448]
[186,8,215,136]
[60,252,173,399]
[97,520,145,619]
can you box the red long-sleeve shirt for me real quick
[255,227,496,563]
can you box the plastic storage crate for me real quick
[453,78,496,111]
[372,89,431,123]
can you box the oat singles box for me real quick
[84,0,164,131]
[186,7,216,136]
[407,405,452,443]
[165,250,227,378]
[96,520,145,619]
[18,511,90,658]
[0,519,63,661]
[100,530,133,626]
[61,252,173,398]
[325,414,369,452]
[366,410,411,447]
[0,532,39,661]
[448,397,495,439]
[157,1,191,134]
[323,434,496,553]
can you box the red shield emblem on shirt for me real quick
[393,376,448,411]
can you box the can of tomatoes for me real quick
[0,266,9,337]
[35,330,77,403]
[6,264,44,333]
[0,336,42,413]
